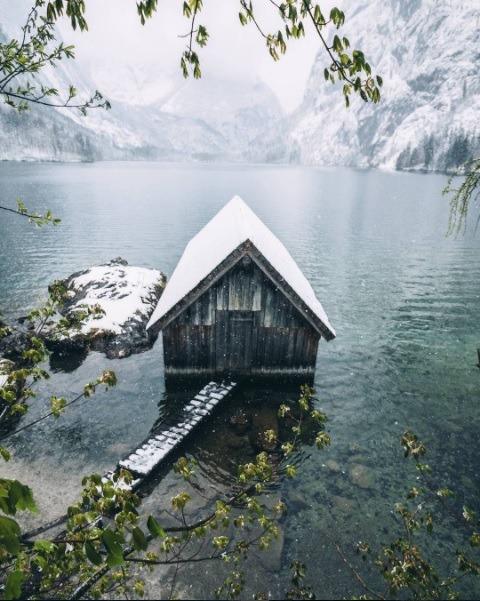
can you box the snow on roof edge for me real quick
[147,196,335,337]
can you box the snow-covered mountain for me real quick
[1,0,478,171]
[248,0,480,172]
[0,69,283,162]
[0,1,283,162]
[158,76,283,152]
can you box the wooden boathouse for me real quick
[147,196,335,379]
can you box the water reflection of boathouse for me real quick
[147,196,335,380]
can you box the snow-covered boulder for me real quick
[44,258,166,359]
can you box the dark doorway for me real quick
[215,310,255,373]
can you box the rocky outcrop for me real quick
[0,322,31,364]
[248,0,480,174]
[42,258,166,359]
[0,259,166,375]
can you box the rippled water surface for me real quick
[1,162,479,598]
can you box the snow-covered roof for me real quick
[147,196,335,338]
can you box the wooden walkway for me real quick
[20,381,237,542]
[109,380,236,484]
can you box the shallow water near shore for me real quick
[1,161,479,598]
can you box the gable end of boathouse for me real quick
[147,197,335,378]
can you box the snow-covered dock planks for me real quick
[117,381,236,480]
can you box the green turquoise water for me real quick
[0,162,479,598]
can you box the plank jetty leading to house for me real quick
[147,195,336,380]
[20,382,237,540]
[105,380,237,488]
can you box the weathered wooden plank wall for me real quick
[162,259,320,376]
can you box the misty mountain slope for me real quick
[2,0,478,170]
[158,76,283,152]
[248,0,480,172]
[0,107,102,161]
[0,2,283,162]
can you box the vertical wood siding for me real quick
[163,259,320,375]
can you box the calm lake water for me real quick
[0,161,479,598]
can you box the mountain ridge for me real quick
[1,0,478,172]
[246,0,480,173]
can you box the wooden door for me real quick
[215,310,255,373]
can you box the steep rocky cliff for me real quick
[248,0,480,172]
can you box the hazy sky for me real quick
[58,0,327,112]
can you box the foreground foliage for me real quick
[1,1,382,114]
[444,158,480,237]
[0,0,109,113]
[0,282,106,430]
[321,431,480,601]
[0,385,329,599]
[1,1,479,599]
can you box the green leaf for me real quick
[132,526,148,551]
[147,515,166,539]
[463,506,476,523]
[0,446,11,462]
[85,540,103,566]
[34,555,48,571]
[90,473,102,486]
[33,540,56,553]
[9,480,38,513]
[469,532,480,547]
[5,570,25,600]
[106,551,124,568]
[102,529,124,566]
[0,515,21,555]
[285,464,296,478]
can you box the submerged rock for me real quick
[325,459,342,473]
[229,409,251,435]
[331,495,359,515]
[42,258,166,360]
[348,463,375,490]
[223,429,248,450]
[287,489,311,512]
[249,406,279,452]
